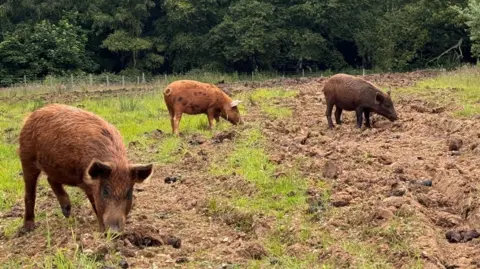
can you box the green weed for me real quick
[398,65,480,117]
[249,88,298,119]
[119,96,140,112]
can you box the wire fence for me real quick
[0,68,385,99]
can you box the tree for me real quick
[0,19,96,80]
[208,0,280,72]
[456,0,480,59]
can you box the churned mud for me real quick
[1,70,480,268]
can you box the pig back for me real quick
[324,74,378,110]
[19,104,127,183]
[164,80,229,113]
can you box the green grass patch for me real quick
[250,88,298,101]
[249,88,298,119]
[208,126,332,267]
[398,66,480,117]
[210,128,308,216]
[0,103,30,211]
[342,240,393,269]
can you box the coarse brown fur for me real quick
[163,80,243,135]
[323,74,398,129]
[18,104,153,233]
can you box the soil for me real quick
[1,70,480,268]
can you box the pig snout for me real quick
[103,209,126,233]
[104,217,125,233]
[388,110,399,121]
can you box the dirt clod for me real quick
[446,230,480,243]
[146,129,163,139]
[188,134,206,145]
[238,242,267,260]
[121,226,181,249]
[323,161,339,179]
[392,165,404,174]
[383,196,407,208]
[213,131,238,143]
[175,257,189,264]
[448,138,463,151]
[410,104,430,113]
[391,186,407,197]
[375,207,394,220]
[377,155,393,165]
[164,176,179,184]
[331,192,352,207]
[119,259,129,269]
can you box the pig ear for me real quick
[375,92,385,104]
[230,100,242,107]
[130,164,154,184]
[85,159,112,184]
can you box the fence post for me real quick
[89,74,93,86]
[302,69,305,78]
[362,67,365,76]
[251,71,254,81]
[70,74,74,88]
[24,75,27,88]
[106,75,110,86]
[137,76,140,84]
[122,76,125,87]
[142,73,145,83]
[164,74,167,83]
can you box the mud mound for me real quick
[121,225,181,249]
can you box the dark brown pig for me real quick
[323,74,398,129]
[18,104,153,233]
[163,80,243,135]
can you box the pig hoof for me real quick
[18,222,38,236]
[62,205,71,218]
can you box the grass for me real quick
[250,88,298,119]
[398,65,480,117]
[207,87,338,268]
[0,70,280,99]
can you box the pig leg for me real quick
[167,107,175,134]
[47,178,72,218]
[81,187,104,231]
[173,113,183,136]
[334,106,343,125]
[355,107,364,128]
[21,162,41,231]
[80,185,98,216]
[207,109,216,130]
[325,101,335,129]
[364,110,371,128]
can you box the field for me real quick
[0,66,480,269]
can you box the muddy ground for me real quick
[1,70,480,268]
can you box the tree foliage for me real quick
[0,0,476,79]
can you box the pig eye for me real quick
[102,186,110,199]
[126,188,133,200]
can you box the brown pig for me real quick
[18,104,153,233]
[323,74,398,129]
[163,80,243,135]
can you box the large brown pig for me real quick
[18,104,153,233]
[163,80,243,135]
[323,74,398,129]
